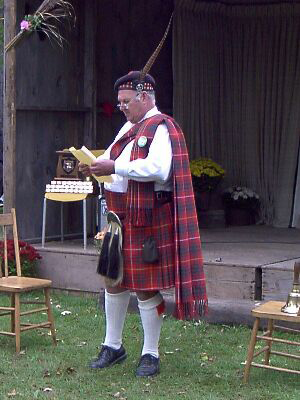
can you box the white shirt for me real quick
[98,107,173,193]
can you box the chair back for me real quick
[0,208,21,278]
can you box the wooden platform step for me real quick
[36,246,297,303]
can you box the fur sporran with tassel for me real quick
[96,211,123,287]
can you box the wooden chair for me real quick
[0,208,56,353]
[243,301,300,383]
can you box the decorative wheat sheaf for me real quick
[5,0,75,52]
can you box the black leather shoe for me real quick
[89,345,127,369]
[136,354,160,377]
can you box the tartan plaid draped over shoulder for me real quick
[110,114,208,319]
[148,115,208,319]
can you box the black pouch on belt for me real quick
[142,236,159,263]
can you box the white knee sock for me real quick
[138,293,165,358]
[103,290,130,350]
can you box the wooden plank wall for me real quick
[15,0,87,239]
[12,0,173,240]
[3,0,17,215]
[262,264,295,301]
[204,263,257,300]
[95,0,173,149]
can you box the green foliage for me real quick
[0,293,299,399]
[7,258,39,277]
[22,14,43,31]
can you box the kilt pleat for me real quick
[105,190,175,290]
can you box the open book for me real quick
[69,146,112,183]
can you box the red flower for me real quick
[101,102,114,118]
[0,240,41,262]
[7,251,15,261]
[7,241,14,251]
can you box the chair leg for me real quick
[42,197,47,247]
[264,319,274,366]
[14,293,21,354]
[44,288,57,345]
[243,317,260,383]
[10,294,15,333]
[83,198,87,250]
[60,202,64,242]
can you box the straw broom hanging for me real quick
[5,0,75,52]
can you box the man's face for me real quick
[117,90,147,123]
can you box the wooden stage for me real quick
[35,225,300,325]
[35,224,300,300]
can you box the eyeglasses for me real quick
[117,94,140,110]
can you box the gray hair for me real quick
[136,91,156,105]
[147,92,156,105]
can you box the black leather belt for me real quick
[155,191,173,204]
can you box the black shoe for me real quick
[89,345,127,369]
[136,354,160,377]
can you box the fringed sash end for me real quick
[174,299,208,321]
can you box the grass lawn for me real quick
[0,292,299,400]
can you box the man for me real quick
[79,71,207,377]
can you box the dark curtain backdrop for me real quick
[173,0,300,226]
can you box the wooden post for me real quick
[3,0,17,212]
[83,0,97,235]
[83,0,97,148]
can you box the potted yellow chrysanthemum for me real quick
[190,157,225,191]
[190,158,225,211]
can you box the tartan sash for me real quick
[110,121,144,160]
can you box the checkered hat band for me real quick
[118,82,154,91]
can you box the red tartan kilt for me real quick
[105,190,175,290]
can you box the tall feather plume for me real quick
[140,13,173,82]
[5,0,75,52]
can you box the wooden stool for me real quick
[243,301,300,383]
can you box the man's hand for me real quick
[90,159,115,176]
[78,163,92,177]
